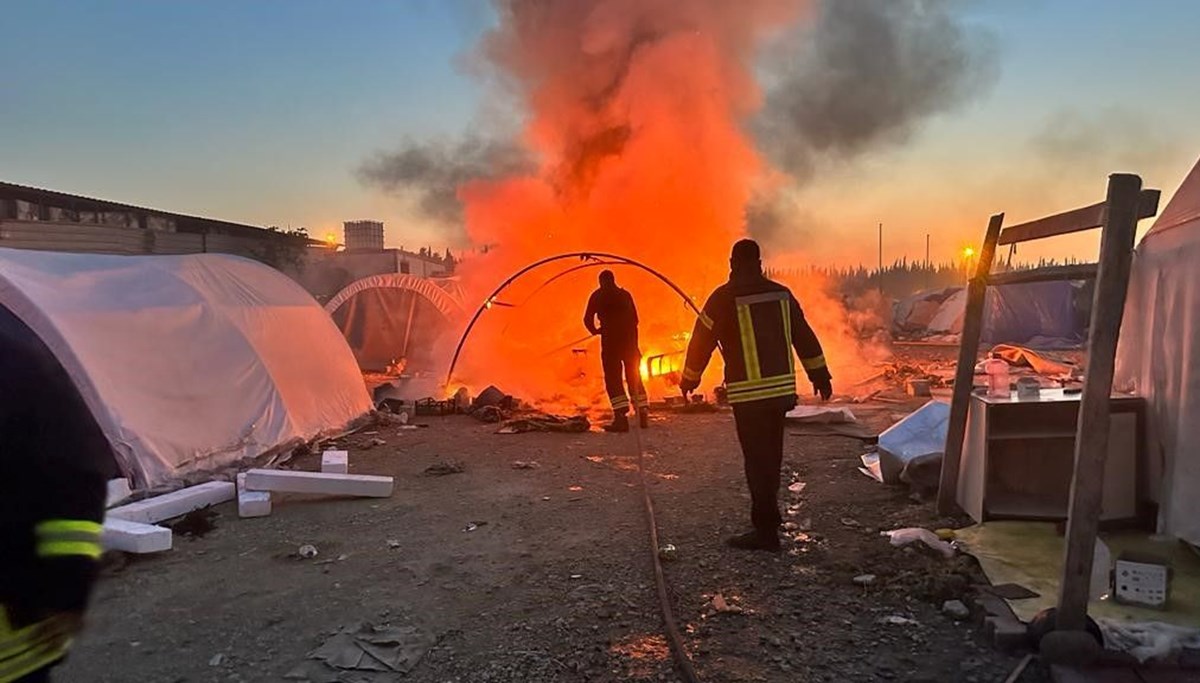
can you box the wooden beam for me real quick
[988,264,1098,286]
[1055,174,1143,631]
[997,189,1160,245]
[937,213,1005,514]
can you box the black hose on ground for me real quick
[631,421,701,683]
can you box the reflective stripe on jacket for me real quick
[0,609,72,682]
[682,271,829,404]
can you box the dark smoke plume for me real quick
[356,135,533,244]
[755,0,998,181]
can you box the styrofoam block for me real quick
[106,478,132,508]
[244,469,393,498]
[102,518,172,553]
[107,481,236,524]
[238,490,272,518]
[236,473,272,518]
[322,450,349,474]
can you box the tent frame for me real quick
[936,175,1160,632]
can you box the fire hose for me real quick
[631,419,701,683]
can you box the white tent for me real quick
[0,248,372,488]
[1116,158,1200,546]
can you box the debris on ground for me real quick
[878,615,920,627]
[785,405,857,423]
[496,414,589,434]
[511,460,540,469]
[989,344,1076,378]
[298,544,318,559]
[942,599,971,620]
[884,528,956,558]
[167,508,218,538]
[658,544,678,562]
[287,621,436,681]
[707,594,744,615]
[853,574,877,586]
[859,452,883,482]
[423,461,465,476]
[876,400,950,487]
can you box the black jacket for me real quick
[584,284,640,354]
[683,269,830,404]
[0,305,113,627]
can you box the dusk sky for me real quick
[3,0,1198,266]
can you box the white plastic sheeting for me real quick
[0,248,372,488]
[1116,158,1200,546]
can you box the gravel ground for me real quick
[59,397,1051,682]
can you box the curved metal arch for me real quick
[324,273,465,319]
[445,252,704,385]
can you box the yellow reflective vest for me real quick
[683,271,829,404]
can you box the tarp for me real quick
[0,248,372,488]
[1116,157,1200,546]
[893,281,1086,346]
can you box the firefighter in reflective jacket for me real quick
[680,239,833,551]
[584,270,649,432]
[1,305,112,682]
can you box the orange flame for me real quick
[445,1,879,408]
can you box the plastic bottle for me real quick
[983,359,1010,397]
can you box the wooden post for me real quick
[937,214,1004,514]
[1056,174,1143,631]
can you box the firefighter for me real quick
[1,305,112,682]
[680,239,833,551]
[584,270,649,432]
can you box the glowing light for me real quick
[962,247,976,259]
[323,232,338,247]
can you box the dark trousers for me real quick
[601,345,646,415]
[732,398,793,533]
[17,667,52,682]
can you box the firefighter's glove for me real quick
[812,377,833,401]
[679,376,699,398]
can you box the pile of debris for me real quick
[103,446,395,555]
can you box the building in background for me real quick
[0,181,312,270]
[343,220,385,252]
[293,219,456,304]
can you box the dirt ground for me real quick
[60,383,1055,682]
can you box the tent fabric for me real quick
[893,282,1085,345]
[1117,157,1200,546]
[0,248,372,488]
[327,275,461,372]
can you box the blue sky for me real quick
[2,1,1199,263]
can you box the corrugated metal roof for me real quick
[0,180,313,243]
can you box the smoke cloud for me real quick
[755,0,998,180]
[356,135,533,244]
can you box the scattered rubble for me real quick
[942,600,971,620]
[853,574,877,586]
[510,460,540,469]
[497,414,589,434]
[423,461,465,476]
[298,544,319,559]
[288,621,435,681]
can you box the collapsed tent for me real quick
[1117,156,1200,547]
[325,274,464,373]
[893,280,1088,346]
[0,248,372,488]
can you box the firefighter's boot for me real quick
[638,407,650,429]
[603,413,630,433]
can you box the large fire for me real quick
[444,0,880,409]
